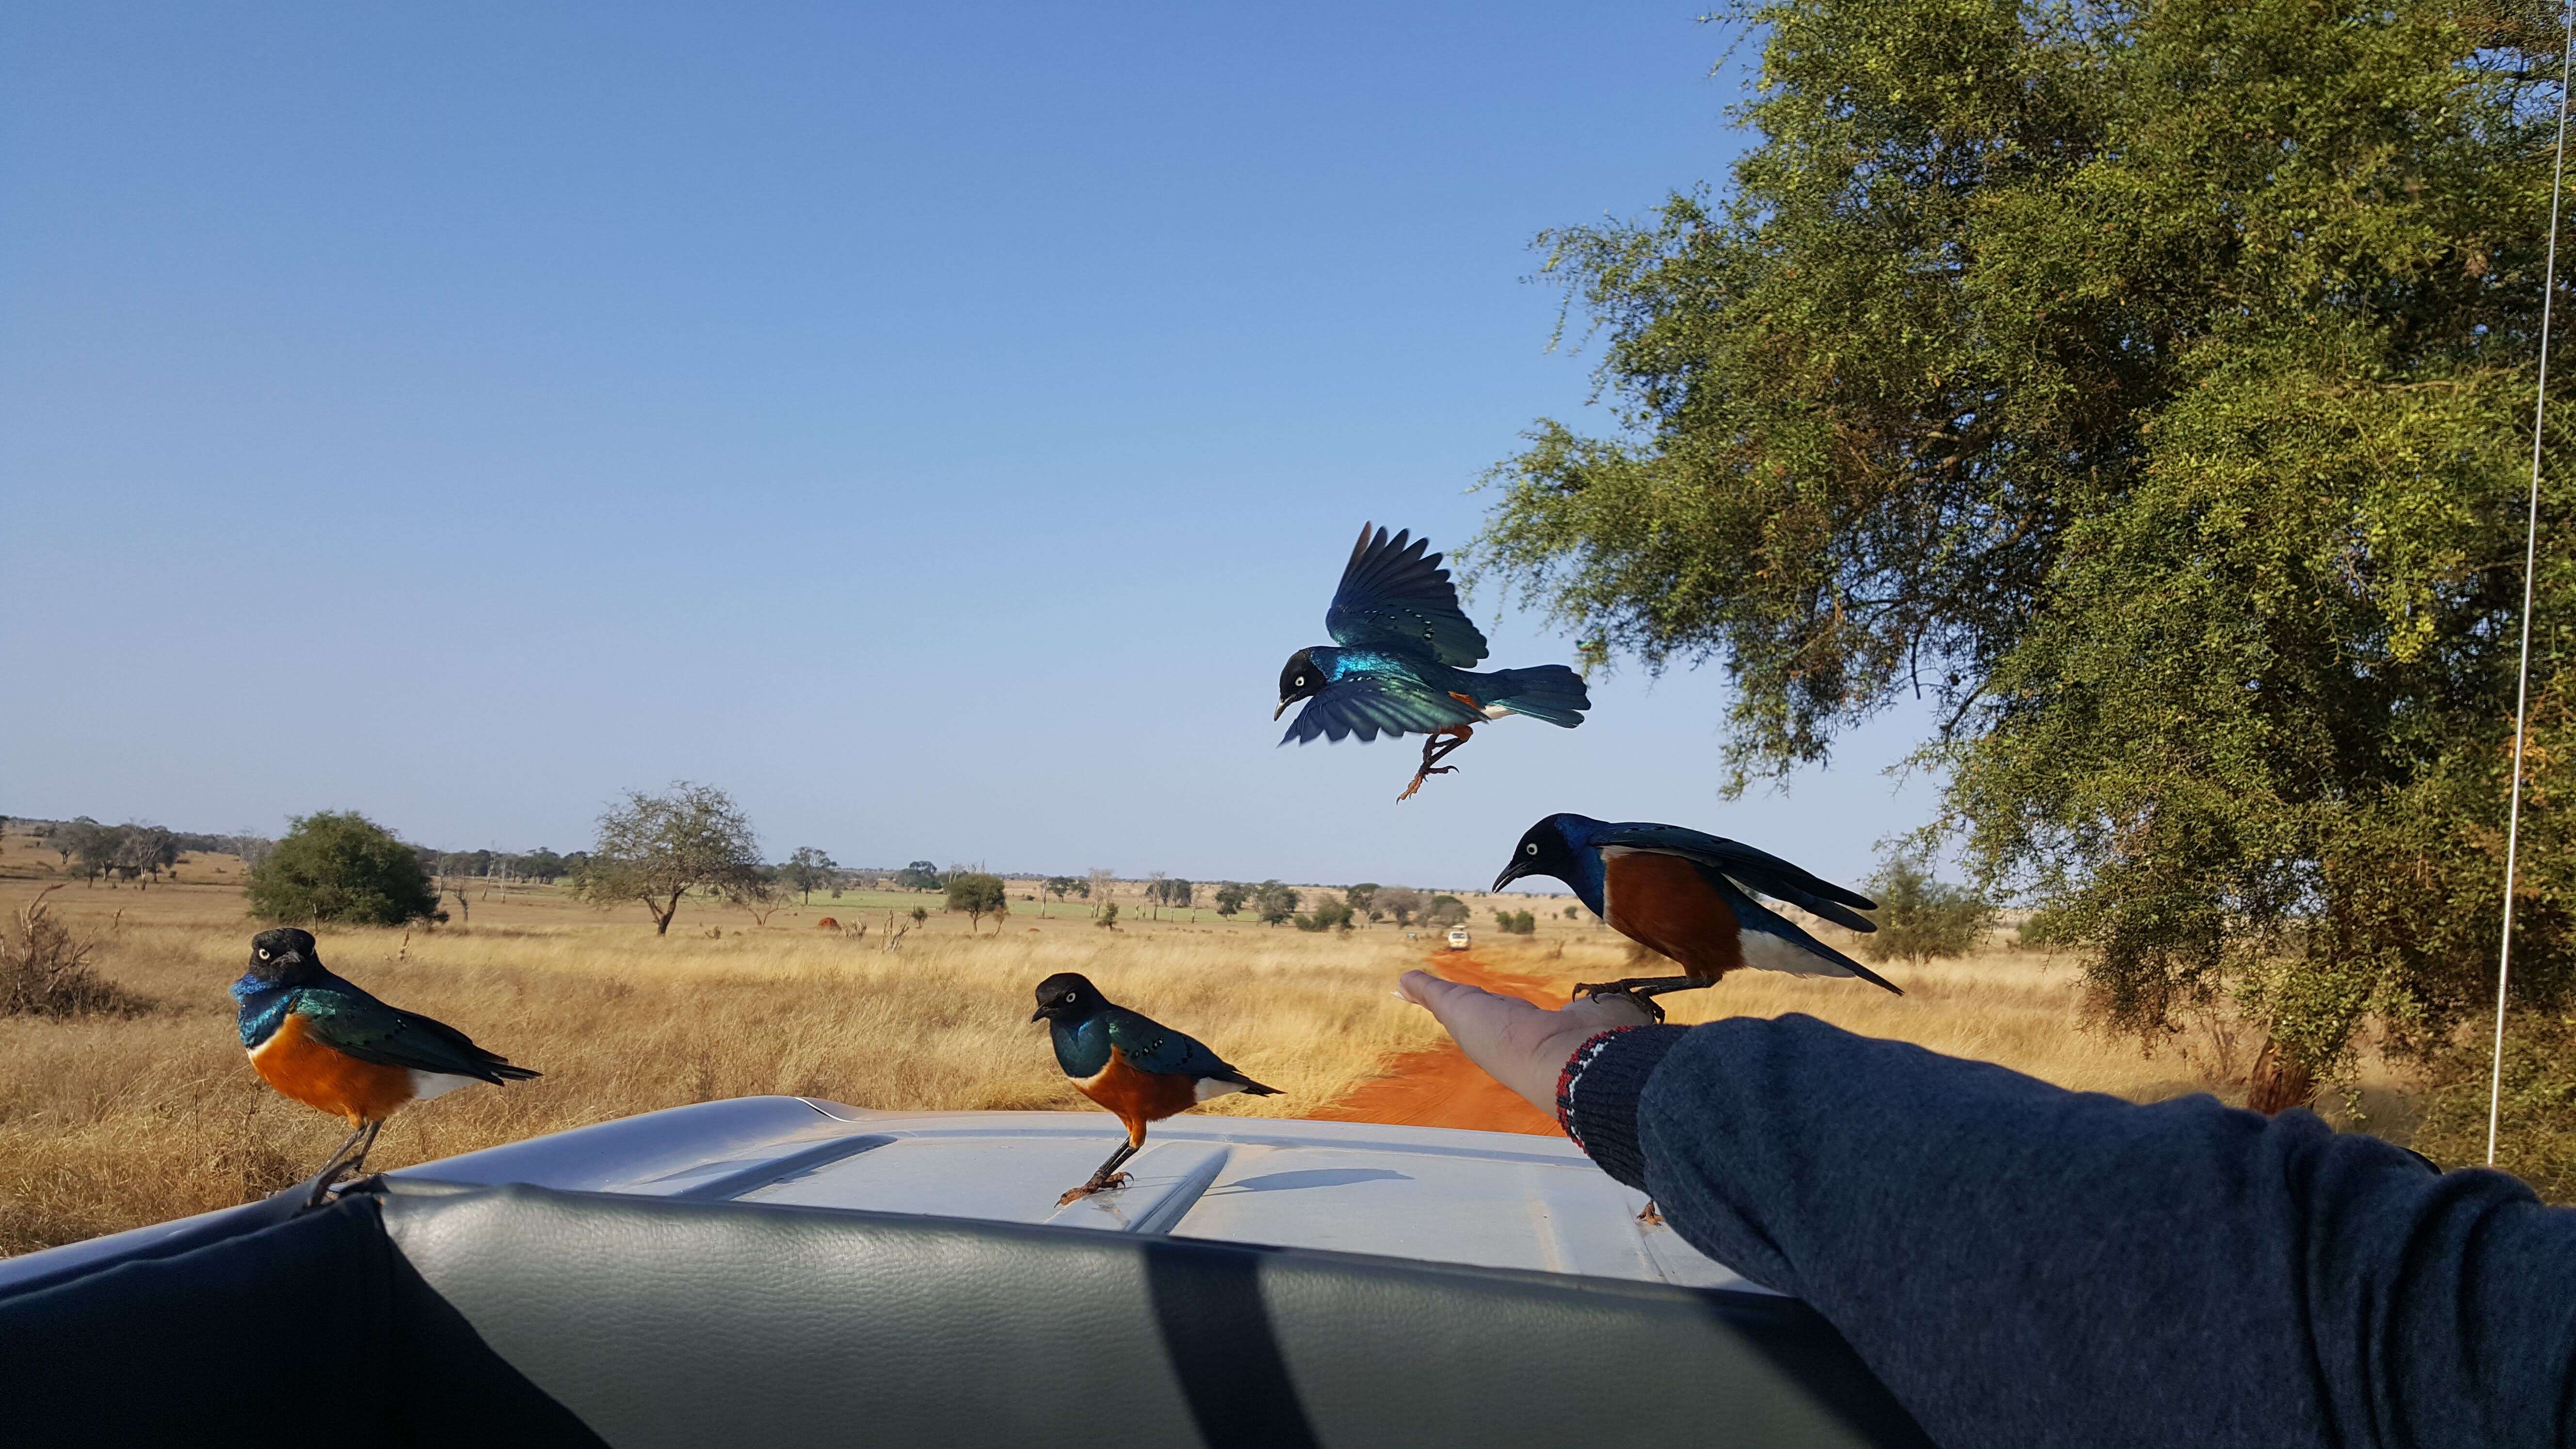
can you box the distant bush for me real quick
[1294,894,1354,932]
[1424,894,1469,928]
[1857,857,1993,964]
[247,812,443,927]
[2412,1014,2576,1201]
[945,872,1008,931]
[1491,909,1536,935]
[1375,886,1422,926]
[1,887,147,1018]
[1093,902,1120,929]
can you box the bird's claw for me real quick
[1057,1171,1131,1207]
[1572,983,1667,1023]
[1395,766,1457,803]
[1637,1200,1666,1228]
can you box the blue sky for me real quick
[0,2,1941,892]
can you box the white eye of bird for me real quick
[1525,842,1539,856]
[1295,676,1305,687]
[257,949,270,960]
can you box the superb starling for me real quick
[232,927,538,1200]
[1277,523,1591,800]
[1032,972,1279,1205]
[1492,814,1899,1018]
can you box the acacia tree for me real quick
[781,847,836,903]
[1477,0,2575,1113]
[946,871,1008,933]
[1375,886,1422,927]
[574,782,764,936]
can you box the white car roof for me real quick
[395,1097,1761,1290]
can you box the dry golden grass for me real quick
[0,867,1443,1256]
[0,832,2453,1255]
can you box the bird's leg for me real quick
[299,1122,372,1207]
[1567,974,1713,1025]
[1396,726,1475,802]
[342,1119,386,1179]
[1058,1139,1142,1207]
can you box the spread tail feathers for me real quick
[1484,664,1591,728]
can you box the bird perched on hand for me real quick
[231,927,538,1201]
[1032,972,1279,1206]
[1277,523,1591,801]
[1492,814,1900,1018]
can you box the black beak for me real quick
[1491,859,1530,893]
[1030,1007,1046,1023]
[1273,699,1290,720]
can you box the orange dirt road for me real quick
[1302,951,1568,1137]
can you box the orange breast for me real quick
[248,1013,418,1125]
[1074,1047,1203,1143]
[1602,850,1742,982]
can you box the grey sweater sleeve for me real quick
[1556,1014,2576,1449]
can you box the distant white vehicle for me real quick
[1447,927,1471,950]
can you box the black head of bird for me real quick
[1275,648,1322,720]
[1032,972,1106,1024]
[245,927,320,984]
[1493,813,1586,892]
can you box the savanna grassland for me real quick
[0,831,2436,1256]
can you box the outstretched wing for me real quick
[1323,523,1489,667]
[291,985,538,1083]
[1106,1008,1246,1081]
[1281,675,1481,745]
[1596,821,1879,932]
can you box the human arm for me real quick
[1395,970,2576,1449]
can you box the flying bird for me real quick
[1492,814,1900,1018]
[1277,523,1592,800]
[231,927,539,1201]
[1032,972,1279,1206]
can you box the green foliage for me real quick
[248,811,443,927]
[2411,1014,2576,1201]
[1213,882,1249,917]
[1344,883,1380,918]
[781,847,837,903]
[1492,908,1537,935]
[1476,0,2576,1080]
[945,871,1008,929]
[1045,875,1079,902]
[894,860,944,892]
[1374,886,1422,926]
[1424,894,1469,929]
[1294,894,1355,932]
[1858,858,1994,964]
[572,782,764,936]
[1254,880,1300,926]
[1094,901,1120,929]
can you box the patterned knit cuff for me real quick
[1554,1024,1687,1191]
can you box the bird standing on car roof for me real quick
[231,927,538,1201]
[1491,814,1900,1018]
[1276,523,1592,801]
[1032,972,1279,1206]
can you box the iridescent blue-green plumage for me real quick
[1277,524,1591,745]
[230,928,537,1084]
[1034,973,1277,1093]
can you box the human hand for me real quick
[1395,970,1657,1117]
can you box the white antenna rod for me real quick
[2490,6,2576,1166]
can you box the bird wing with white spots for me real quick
[1323,523,1490,668]
[1281,675,1483,745]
